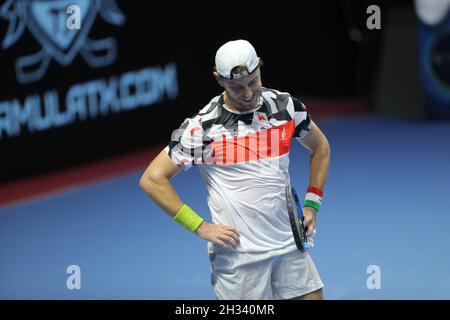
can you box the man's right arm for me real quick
[139,149,240,248]
[139,149,184,216]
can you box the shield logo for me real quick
[25,0,96,65]
[0,0,125,83]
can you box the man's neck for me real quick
[223,92,260,114]
[223,92,239,112]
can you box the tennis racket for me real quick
[285,185,308,252]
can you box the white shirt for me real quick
[165,87,311,253]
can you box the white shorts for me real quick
[208,243,324,300]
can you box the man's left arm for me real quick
[298,121,331,236]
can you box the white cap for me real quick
[215,40,260,79]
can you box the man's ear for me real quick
[213,71,224,88]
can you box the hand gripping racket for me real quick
[285,185,309,252]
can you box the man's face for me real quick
[218,68,262,111]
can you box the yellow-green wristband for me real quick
[173,204,204,232]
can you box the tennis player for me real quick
[139,40,330,300]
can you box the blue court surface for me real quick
[1,116,450,299]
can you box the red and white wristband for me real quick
[303,187,323,213]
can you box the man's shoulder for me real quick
[261,87,306,111]
[262,87,292,97]
[261,87,299,114]
[198,94,222,116]
[179,94,223,131]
